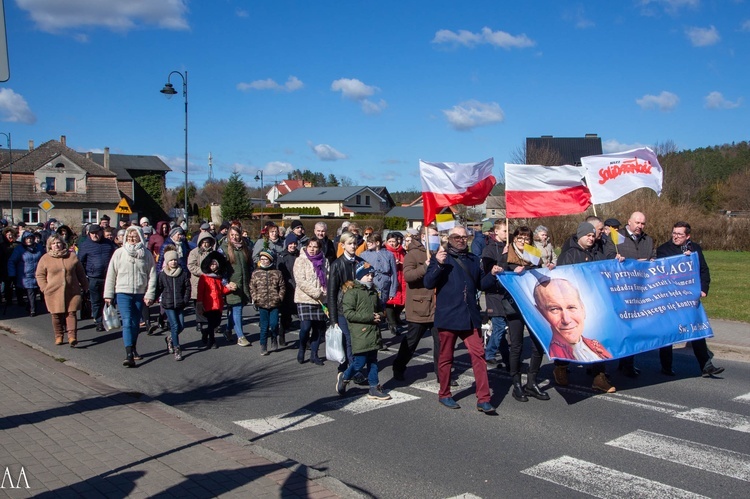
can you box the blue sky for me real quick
[1,0,748,192]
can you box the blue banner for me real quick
[497,253,713,363]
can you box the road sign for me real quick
[38,199,54,212]
[114,198,133,215]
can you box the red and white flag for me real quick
[504,163,591,218]
[581,147,663,204]
[419,158,496,225]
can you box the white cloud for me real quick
[432,27,535,49]
[331,78,386,114]
[236,9,249,18]
[237,76,304,92]
[740,19,750,32]
[602,139,649,154]
[310,143,347,161]
[639,0,699,15]
[685,25,720,46]
[704,91,743,109]
[0,89,36,124]
[263,161,294,176]
[636,91,679,111]
[16,0,189,34]
[563,6,595,29]
[442,100,504,131]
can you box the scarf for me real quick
[385,243,405,263]
[164,265,182,277]
[507,243,532,267]
[305,247,327,288]
[258,261,273,270]
[48,247,68,259]
[124,242,145,259]
[446,243,467,258]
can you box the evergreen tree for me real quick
[221,171,253,220]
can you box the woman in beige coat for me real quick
[35,234,89,346]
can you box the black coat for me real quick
[656,240,711,295]
[327,254,362,320]
[480,238,508,317]
[156,269,191,310]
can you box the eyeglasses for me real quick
[515,237,530,242]
[364,232,373,236]
[449,235,468,241]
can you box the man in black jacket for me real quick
[656,221,724,377]
[78,225,116,331]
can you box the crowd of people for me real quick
[0,210,725,411]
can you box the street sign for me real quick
[38,199,54,212]
[114,198,133,215]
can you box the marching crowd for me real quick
[0,210,724,412]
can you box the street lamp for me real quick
[254,170,264,231]
[159,70,189,221]
[0,132,13,223]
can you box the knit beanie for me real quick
[576,222,596,240]
[258,249,275,264]
[164,250,178,264]
[355,261,375,281]
[169,227,184,239]
[284,233,298,248]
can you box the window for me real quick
[82,209,98,224]
[22,208,40,224]
[66,178,75,192]
[45,177,56,191]
[365,195,370,206]
[356,195,361,204]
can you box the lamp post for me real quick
[159,70,189,221]
[254,170,264,231]
[0,132,13,223]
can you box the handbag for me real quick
[325,323,346,364]
[80,291,92,321]
[103,303,122,331]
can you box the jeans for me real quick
[25,288,38,315]
[298,319,324,361]
[164,308,185,348]
[343,350,379,387]
[227,304,245,339]
[258,307,279,345]
[393,321,440,379]
[88,277,106,326]
[116,293,144,348]
[438,328,490,403]
[485,316,509,361]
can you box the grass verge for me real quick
[702,251,750,323]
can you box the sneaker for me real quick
[165,336,174,354]
[270,338,278,351]
[260,345,269,356]
[702,364,725,377]
[476,402,495,413]
[553,365,569,386]
[95,323,106,332]
[174,348,183,361]
[352,373,368,386]
[592,373,616,393]
[237,336,251,347]
[439,397,460,409]
[336,372,349,395]
[367,385,391,401]
[147,324,158,336]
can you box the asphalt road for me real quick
[3,304,749,498]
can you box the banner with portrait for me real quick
[497,253,713,363]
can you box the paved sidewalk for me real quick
[0,332,347,498]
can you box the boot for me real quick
[174,347,183,361]
[201,330,208,345]
[132,340,142,361]
[55,332,64,345]
[278,330,286,347]
[165,335,174,354]
[525,377,550,400]
[208,331,217,349]
[270,337,278,352]
[260,340,269,356]
[511,374,528,402]
[123,346,135,368]
[553,365,569,386]
[385,307,400,335]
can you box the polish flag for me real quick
[504,163,591,218]
[420,158,496,225]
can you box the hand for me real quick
[502,244,509,254]
[700,291,707,298]
[435,245,447,264]
[513,266,524,274]
[104,298,111,305]
[228,282,238,291]
[683,250,693,256]
[144,299,154,307]
[491,265,502,276]
[615,254,625,263]
[373,312,381,323]
[546,263,556,270]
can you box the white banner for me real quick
[581,148,663,204]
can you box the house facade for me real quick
[275,186,394,217]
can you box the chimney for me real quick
[104,147,110,170]
[28,140,34,151]
[60,135,66,147]
[86,152,91,159]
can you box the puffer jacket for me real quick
[103,231,157,300]
[8,234,44,289]
[156,268,191,310]
[384,244,406,307]
[249,265,285,309]
[327,254,362,319]
[293,248,328,305]
[219,240,252,306]
[77,235,116,278]
[187,232,216,300]
[197,252,232,312]
[403,238,434,323]
[35,251,88,313]
[341,281,382,354]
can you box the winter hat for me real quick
[284,233,298,248]
[290,220,304,230]
[355,261,375,281]
[201,250,227,274]
[576,222,596,240]
[140,217,150,225]
[603,218,621,228]
[100,214,110,221]
[169,226,184,239]
[200,222,210,231]
[163,250,178,264]
[482,221,494,232]
[219,221,231,231]
[258,249,275,263]
[21,231,35,242]
[142,226,153,235]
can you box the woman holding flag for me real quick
[497,226,549,403]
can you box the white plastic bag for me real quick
[325,323,346,364]
[103,303,122,331]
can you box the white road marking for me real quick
[234,409,334,436]
[607,430,750,482]
[521,455,706,498]
[323,390,419,414]
[410,375,475,395]
[733,392,750,405]
[674,407,750,433]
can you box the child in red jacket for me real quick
[197,251,236,349]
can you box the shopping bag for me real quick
[80,291,92,321]
[325,323,346,364]
[103,303,122,331]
